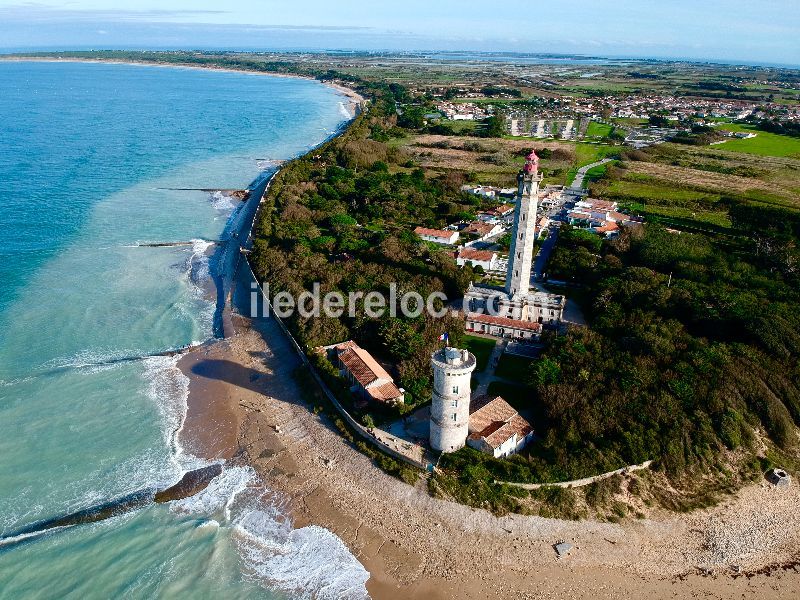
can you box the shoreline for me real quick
[172,184,800,598]
[50,55,798,597]
[180,316,800,599]
[0,56,365,115]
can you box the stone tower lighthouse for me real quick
[505,150,542,299]
[430,346,477,452]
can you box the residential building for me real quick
[334,341,404,406]
[468,395,535,458]
[465,312,542,340]
[414,226,459,245]
[456,248,499,272]
[463,221,504,241]
[461,185,497,199]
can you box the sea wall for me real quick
[236,110,430,472]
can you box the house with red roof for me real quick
[468,395,535,458]
[456,248,499,271]
[465,312,542,341]
[414,226,459,245]
[333,341,405,406]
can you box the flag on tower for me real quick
[438,332,449,343]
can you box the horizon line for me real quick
[2,47,799,72]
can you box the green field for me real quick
[602,178,721,205]
[622,201,733,229]
[585,121,613,138]
[566,142,620,185]
[715,124,800,158]
[445,119,479,134]
[463,335,496,372]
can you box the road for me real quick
[569,157,615,192]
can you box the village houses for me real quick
[414,226,459,245]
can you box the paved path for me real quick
[472,339,507,398]
[569,157,614,191]
[496,460,653,490]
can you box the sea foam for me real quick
[171,465,370,599]
[210,191,236,212]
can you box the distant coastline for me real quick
[0,55,366,116]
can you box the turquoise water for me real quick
[0,62,368,598]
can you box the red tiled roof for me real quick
[459,249,496,262]
[466,312,542,333]
[370,381,404,402]
[336,341,403,403]
[468,395,534,450]
[465,222,495,236]
[584,199,616,211]
[490,205,514,216]
[593,221,619,233]
[414,226,454,239]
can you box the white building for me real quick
[465,312,542,340]
[430,347,477,453]
[463,221,504,242]
[462,185,498,199]
[456,249,499,272]
[463,151,566,333]
[414,226,459,245]
[468,395,535,458]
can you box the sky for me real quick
[0,1,798,67]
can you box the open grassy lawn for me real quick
[600,177,721,206]
[622,201,733,229]
[574,142,620,166]
[715,124,800,158]
[463,335,496,372]
[445,119,479,134]
[495,354,535,382]
[566,142,620,185]
[585,121,613,138]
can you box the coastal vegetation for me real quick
[242,57,800,516]
[248,86,473,414]
[433,149,800,515]
[26,50,800,517]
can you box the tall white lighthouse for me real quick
[505,151,542,299]
[430,347,477,452]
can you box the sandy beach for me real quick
[94,54,798,598]
[176,309,800,599]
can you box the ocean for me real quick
[0,61,368,599]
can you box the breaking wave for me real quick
[210,191,236,212]
[171,466,370,599]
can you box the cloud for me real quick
[0,4,228,23]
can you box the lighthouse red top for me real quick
[523,150,539,175]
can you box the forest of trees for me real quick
[248,84,476,410]
[519,211,800,484]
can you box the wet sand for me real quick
[178,314,800,600]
